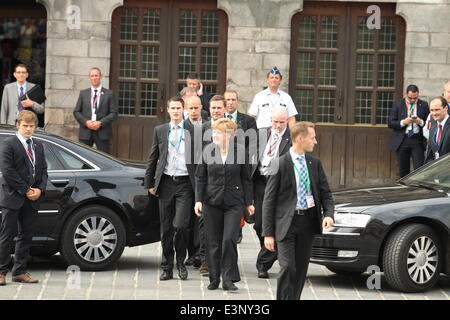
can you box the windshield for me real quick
[402,155,450,190]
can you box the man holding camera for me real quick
[388,85,429,177]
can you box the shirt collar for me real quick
[271,127,287,138]
[16,132,32,145]
[189,118,202,125]
[91,85,102,93]
[438,114,449,127]
[265,88,280,96]
[170,121,183,130]
[225,110,237,120]
[290,147,305,162]
[17,81,27,89]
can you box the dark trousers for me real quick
[187,213,207,262]
[253,174,277,272]
[396,134,425,178]
[0,200,37,276]
[204,202,242,284]
[277,213,315,300]
[158,175,193,271]
[80,131,111,154]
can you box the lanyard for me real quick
[167,122,184,153]
[292,160,310,194]
[433,125,443,148]
[405,100,415,117]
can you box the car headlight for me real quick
[334,213,371,228]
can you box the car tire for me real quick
[60,205,126,271]
[383,224,441,293]
[326,266,364,276]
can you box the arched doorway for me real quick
[0,0,47,127]
[110,0,228,161]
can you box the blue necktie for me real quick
[18,86,25,111]
[296,156,309,210]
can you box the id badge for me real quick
[435,152,440,159]
[306,195,315,209]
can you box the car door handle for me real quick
[50,179,70,187]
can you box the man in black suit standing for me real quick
[388,85,429,177]
[224,89,257,132]
[424,96,450,163]
[73,67,118,154]
[145,97,194,281]
[263,121,334,300]
[0,110,47,286]
[183,95,206,271]
[252,107,291,279]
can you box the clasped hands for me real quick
[86,120,102,131]
[26,188,42,201]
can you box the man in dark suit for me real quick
[425,96,450,163]
[252,107,291,279]
[0,110,48,286]
[180,86,210,121]
[388,85,429,177]
[145,97,195,281]
[185,73,213,114]
[183,95,207,271]
[263,121,334,300]
[73,67,118,154]
[224,89,257,132]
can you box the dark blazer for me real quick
[73,87,118,141]
[236,111,257,131]
[251,127,291,176]
[144,122,196,193]
[200,92,213,113]
[388,98,429,151]
[195,143,253,207]
[0,135,48,210]
[425,118,450,163]
[262,152,334,241]
[184,118,205,187]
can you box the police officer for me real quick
[248,67,298,130]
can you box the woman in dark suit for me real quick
[194,118,254,291]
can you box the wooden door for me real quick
[110,0,227,160]
[290,2,405,189]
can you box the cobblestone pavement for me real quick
[0,224,449,300]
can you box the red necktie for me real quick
[436,124,443,147]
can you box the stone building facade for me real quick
[19,0,450,187]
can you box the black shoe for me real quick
[257,270,269,279]
[237,228,243,244]
[160,270,173,281]
[223,282,238,291]
[185,257,195,266]
[192,257,202,268]
[177,263,188,280]
[208,279,220,290]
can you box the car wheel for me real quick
[60,205,126,271]
[383,224,441,293]
[326,266,364,276]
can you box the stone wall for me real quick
[37,0,123,140]
[217,0,302,112]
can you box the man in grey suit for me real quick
[73,67,118,154]
[0,64,44,125]
[263,121,334,300]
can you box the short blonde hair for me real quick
[211,118,237,133]
[17,110,37,125]
[291,121,315,141]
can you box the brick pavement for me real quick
[0,224,448,300]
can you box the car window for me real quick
[52,145,93,170]
[405,157,450,188]
[41,141,64,170]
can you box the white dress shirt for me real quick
[164,121,189,176]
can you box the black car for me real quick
[311,153,450,292]
[0,125,160,271]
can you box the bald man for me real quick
[251,107,292,279]
[424,81,450,140]
[180,87,209,121]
